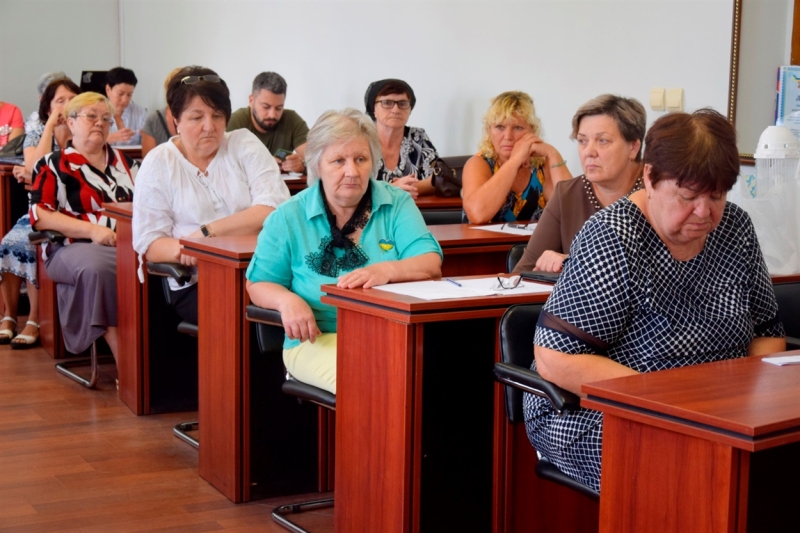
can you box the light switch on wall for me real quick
[650,87,665,111]
[666,88,684,112]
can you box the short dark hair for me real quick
[39,78,81,123]
[571,94,646,162]
[167,66,231,124]
[376,81,411,100]
[644,108,739,194]
[105,67,138,88]
[252,72,287,96]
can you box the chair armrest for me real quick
[494,362,580,416]
[28,230,67,244]
[786,336,800,351]
[245,304,284,327]
[145,262,192,286]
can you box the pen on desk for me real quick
[445,278,462,287]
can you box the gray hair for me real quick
[38,71,67,96]
[570,94,646,162]
[305,108,381,186]
[252,72,287,96]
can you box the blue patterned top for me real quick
[523,198,784,492]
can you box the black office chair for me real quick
[495,303,600,501]
[246,304,334,533]
[146,261,198,448]
[29,230,115,388]
[773,281,800,349]
[506,243,526,273]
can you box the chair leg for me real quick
[54,342,115,388]
[173,421,199,449]
[272,498,335,533]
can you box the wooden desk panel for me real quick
[414,195,462,210]
[105,202,147,414]
[583,356,800,533]
[430,224,530,276]
[321,284,593,533]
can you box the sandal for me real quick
[10,321,39,350]
[0,316,17,345]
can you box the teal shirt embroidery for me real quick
[246,179,443,349]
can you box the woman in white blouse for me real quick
[132,66,290,324]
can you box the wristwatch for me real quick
[200,224,212,237]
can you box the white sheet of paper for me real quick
[373,277,554,301]
[471,223,537,236]
[281,173,304,181]
[762,355,800,366]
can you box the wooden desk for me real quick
[321,283,570,533]
[283,176,307,195]
[105,203,147,412]
[181,235,321,503]
[583,355,800,532]
[429,224,530,276]
[414,195,462,211]
[117,146,142,161]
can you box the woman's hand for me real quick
[45,107,66,129]
[337,263,393,289]
[12,165,30,184]
[279,293,322,343]
[91,225,117,247]
[508,132,542,166]
[107,128,135,144]
[281,153,305,174]
[390,175,420,199]
[535,250,568,272]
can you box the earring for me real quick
[647,193,652,199]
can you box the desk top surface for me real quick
[178,223,528,262]
[104,201,134,220]
[583,354,800,439]
[321,275,551,314]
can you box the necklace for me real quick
[583,174,644,212]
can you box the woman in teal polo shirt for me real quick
[246,108,442,394]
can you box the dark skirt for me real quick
[45,242,117,354]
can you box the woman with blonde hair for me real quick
[30,91,137,360]
[462,91,571,224]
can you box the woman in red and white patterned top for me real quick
[30,91,137,361]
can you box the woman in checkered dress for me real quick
[523,109,786,493]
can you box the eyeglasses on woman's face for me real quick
[181,75,222,85]
[73,112,114,125]
[376,99,411,110]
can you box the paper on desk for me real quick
[281,173,304,181]
[472,223,537,236]
[762,355,800,366]
[373,277,554,300]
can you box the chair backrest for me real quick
[421,210,463,225]
[774,281,800,338]
[246,304,286,354]
[506,244,526,273]
[499,303,543,424]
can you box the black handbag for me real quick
[0,134,25,157]
[431,158,462,197]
